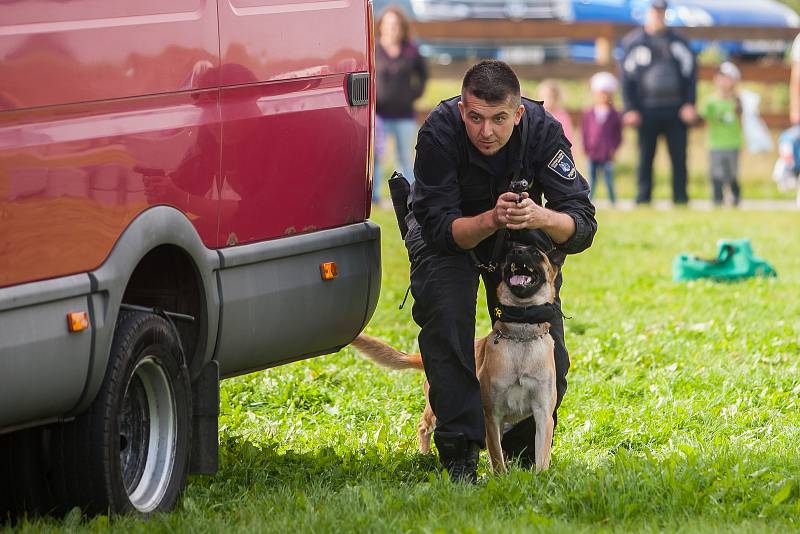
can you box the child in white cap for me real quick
[700,61,742,206]
[581,71,623,206]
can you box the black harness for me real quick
[490,302,565,344]
[492,302,563,324]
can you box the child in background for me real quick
[538,79,574,144]
[700,62,743,207]
[581,72,622,206]
[774,125,800,207]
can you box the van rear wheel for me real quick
[52,311,192,515]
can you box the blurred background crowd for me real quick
[372,0,800,209]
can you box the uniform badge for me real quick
[548,150,577,180]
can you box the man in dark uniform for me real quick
[620,0,698,205]
[405,60,596,482]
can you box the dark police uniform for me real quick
[405,96,596,456]
[621,27,696,204]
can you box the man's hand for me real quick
[492,191,524,228]
[502,192,576,245]
[622,110,642,127]
[453,191,577,249]
[451,192,519,250]
[679,103,699,125]
[504,194,551,231]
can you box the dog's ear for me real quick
[546,248,567,270]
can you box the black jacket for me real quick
[410,96,596,258]
[620,27,697,111]
[376,42,428,119]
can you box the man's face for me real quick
[458,92,524,156]
[646,7,667,31]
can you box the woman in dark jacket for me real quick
[374,5,428,205]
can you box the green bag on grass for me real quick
[672,239,776,282]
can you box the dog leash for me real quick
[399,283,412,310]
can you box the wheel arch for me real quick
[70,206,221,417]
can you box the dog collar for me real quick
[493,303,563,324]
[492,328,549,344]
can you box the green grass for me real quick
[8,207,800,533]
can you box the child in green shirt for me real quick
[700,62,743,206]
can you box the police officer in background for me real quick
[405,60,596,482]
[621,0,698,205]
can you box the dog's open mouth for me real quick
[507,262,540,289]
[509,274,533,287]
[502,247,546,299]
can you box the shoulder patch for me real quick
[547,150,577,180]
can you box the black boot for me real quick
[501,417,536,469]
[434,432,479,484]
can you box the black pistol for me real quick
[509,178,529,204]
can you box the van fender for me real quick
[70,206,221,416]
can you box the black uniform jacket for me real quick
[409,96,596,261]
[620,27,697,112]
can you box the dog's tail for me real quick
[350,334,424,371]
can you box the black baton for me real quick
[387,171,411,240]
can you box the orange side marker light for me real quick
[320,261,338,280]
[67,311,89,333]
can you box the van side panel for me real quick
[218,0,368,83]
[216,77,369,244]
[0,2,222,288]
[0,94,222,288]
[0,275,92,429]
[215,222,380,376]
[0,0,219,111]
[216,0,370,246]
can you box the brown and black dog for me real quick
[351,244,563,473]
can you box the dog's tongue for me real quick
[510,275,531,286]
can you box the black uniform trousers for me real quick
[409,249,570,452]
[637,106,689,205]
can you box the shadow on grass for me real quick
[6,437,798,531]
[190,434,800,528]
[210,436,440,488]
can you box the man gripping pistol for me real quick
[401,60,597,482]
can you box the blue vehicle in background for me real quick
[373,0,800,64]
[569,0,800,61]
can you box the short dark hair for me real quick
[461,60,521,105]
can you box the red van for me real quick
[0,0,379,517]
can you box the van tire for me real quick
[51,311,192,516]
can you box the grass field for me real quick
[10,206,800,533]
